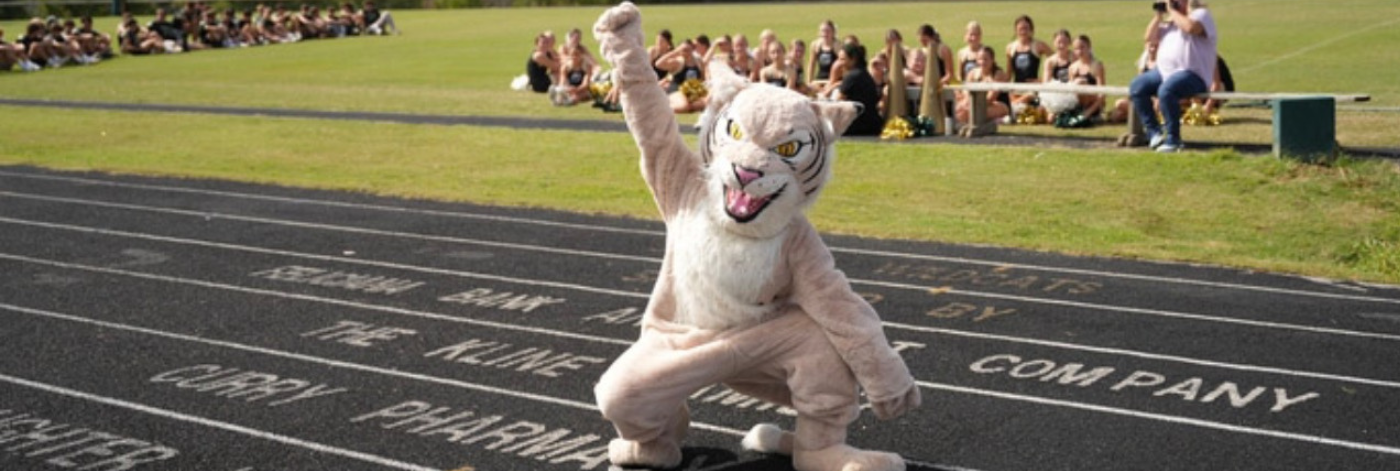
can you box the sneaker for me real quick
[20,60,41,72]
[1156,141,1183,153]
[1147,132,1165,149]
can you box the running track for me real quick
[2,165,1399,471]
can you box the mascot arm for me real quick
[593,2,700,219]
[788,221,922,420]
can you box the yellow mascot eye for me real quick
[728,120,743,140]
[773,141,801,157]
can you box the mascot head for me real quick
[697,62,861,239]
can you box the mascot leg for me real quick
[595,326,733,469]
[726,311,906,471]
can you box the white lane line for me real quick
[0,251,633,347]
[4,209,1399,345]
[5,301,1397,459]
[3,171,1397,302]
[0,301,745,439]
[3,251,1400,393]
[920,381,1400,457]
[0,371,443,471]
[0,192,657,264]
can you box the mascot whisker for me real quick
[592,4,921,470]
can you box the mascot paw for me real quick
[870,385,922,420]
[795,444,905,471]
[608,437,682,470]
[592,1,643,52]
[741,423,794,455]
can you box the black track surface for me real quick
[2,164,1399,471]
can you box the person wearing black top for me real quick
[526,31,559,93]
[834,43,882,136]
[149,8,187,51]
[362,1,397,36]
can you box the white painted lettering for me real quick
[1154,378,1204,401]
[581,308,644,326]
[352,401,432,423]
[439,288,566,313]
[1008,360,1056,379]
[1270,389,1321,413]
[303,321,417,347]
[1039,363,1116,387]
[1199,382,1267,409]
[1110,371,1167,391]
[266,384,348,407]
[890,341,926,353]
[969,354,1021,374]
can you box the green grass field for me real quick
[2,1,1398,283]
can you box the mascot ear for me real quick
[811,101,862,137]
[705,59,750,110]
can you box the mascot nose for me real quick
[733,165,764,187]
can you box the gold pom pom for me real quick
[680,79,707,102]
[881,116,914,140]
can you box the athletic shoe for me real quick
[1147,132,1165,149]
[1156,141,1183,153]
[20,60,41,72]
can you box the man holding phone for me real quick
[1129,0,1217,152]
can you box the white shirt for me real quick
[1156,7,1218,82]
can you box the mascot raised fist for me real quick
[592,3,921,470]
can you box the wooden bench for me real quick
[912,81,1369,159]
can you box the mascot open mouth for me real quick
[724,185,782,223]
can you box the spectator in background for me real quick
[788,38,809,94]
[757,39,796,90]
[559,28,598,79]
[149,8,187,52]
[47,21,87,65]
[1041,29,1073,83]
[77,16,113,60]
[908,24,954,86]
[22,21,60,68]
[119,16,165,55]
[361,1,397,36]
[1068,34,1106,119]
[655,39,705,113]
[647,29,672,80]
[756,29,777,69]
[1005,14,1052,113]
[954,20,983,83]
[1,27,42,71]
[807,20,838,89]
[731,34,756,81]
[526,30,558,93]
[197,10,230,48]
[1129,0,1217,152]
[816,35,859,98]
[551,53,594,106]
[955,46,1010,125]
[692,34,710,61]
[834,43,882,136]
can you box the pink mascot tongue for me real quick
[590,3,921,471]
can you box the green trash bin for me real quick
[1273,96,1335,162]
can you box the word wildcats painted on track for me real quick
[969,354,1321,413]
[423,339,606,378]
[149,364,350,407]
[352,400,609,470]
[249,265,425,295]
[875,261,1103,295]
[438,288,567,313]
[0,407,179,471]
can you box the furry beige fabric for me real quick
[592,4,920,470]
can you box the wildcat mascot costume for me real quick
[592,3,921,470]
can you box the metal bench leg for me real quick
[1119,102,1147,147]
[960,90,997,137]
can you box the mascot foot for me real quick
[608,438,682,470]
[794,444,905,471]
[741,423,794,455]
